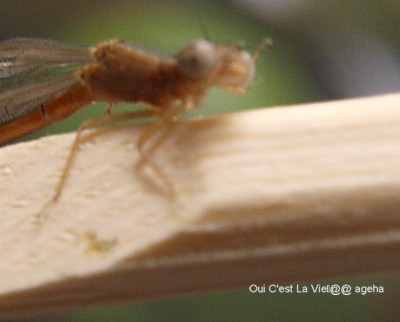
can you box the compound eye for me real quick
[177,40,216,77]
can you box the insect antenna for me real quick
[252,37,273,62]
[196,16,212,42]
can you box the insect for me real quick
[0,37,271,204]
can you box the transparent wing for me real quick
[0,38,94,124]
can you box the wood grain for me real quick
[0,93,400,318]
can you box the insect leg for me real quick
[52,109,157,202]
[105,102,113,115]
[136,103,188,195]
[34,109,157,224]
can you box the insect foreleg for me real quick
[136,103,189,195]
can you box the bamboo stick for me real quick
[0,93,400,318]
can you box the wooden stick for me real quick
[1,94,400,318]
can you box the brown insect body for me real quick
[81,39,254,109]
[82,40,194,107]
[0,37,265,144]
[0,83,92,144]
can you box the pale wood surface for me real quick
[1,94,400,318]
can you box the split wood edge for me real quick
[0,93,400,318]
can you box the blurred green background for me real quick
[1,0,399,321]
